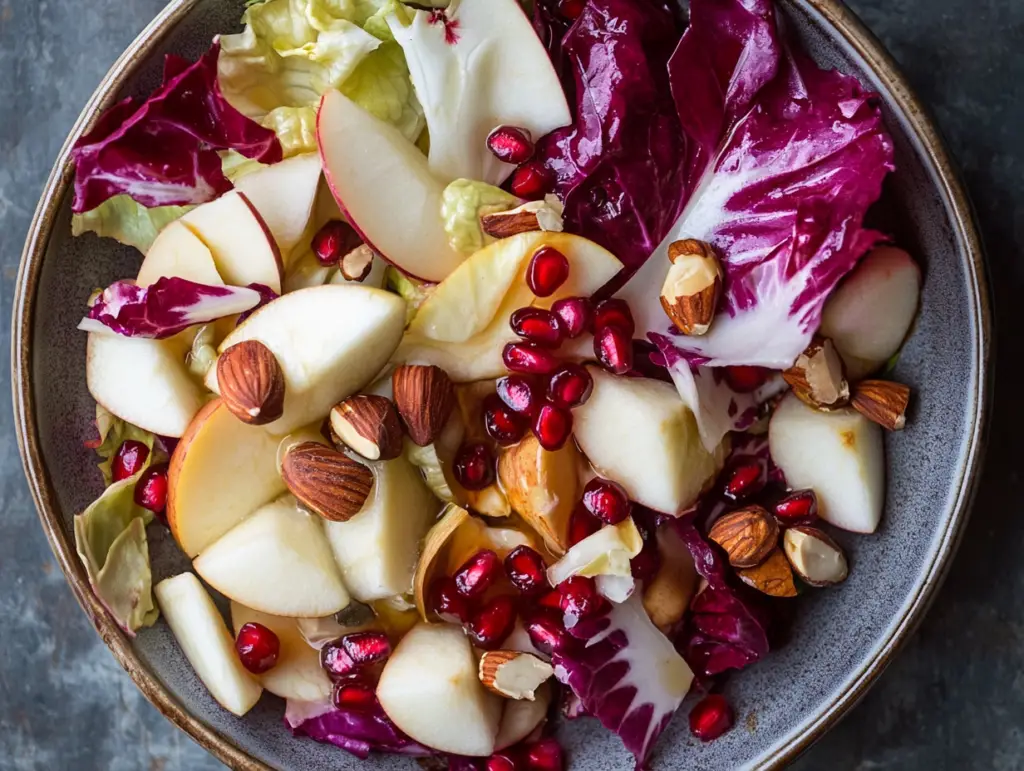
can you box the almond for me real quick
[340,244,375,282]
[330,395,402,461]
[280,441,373,522]
[480,199,564,239]
[737,548,798,597]
[707,505,779,568]
[478,650,554,700]
[660,239,722,336]
[216,340,285,425]
[851,379,910,431]
[782,336,850,410]
[393,364,456,446]
[783,526,849,587]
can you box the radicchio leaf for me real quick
[284,697,432,760]
[71,42,281,213]
[553,595,694,769]
[79,277,263,339]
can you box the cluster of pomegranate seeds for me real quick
[111,439,149,482]
[533,403,572,451]
[510,308,563,348]
[504,546,548,594]
[526,246,570,297]
[312,219,361,267]
[547,364,592,409]
[321,631,391,680]
[496,375,541,416]
[134,464,168,513]
[235,622,280,674]
[722,365,770,393]
[509,161,552,200]
[468,594,518,650]
[428,576,471,623]
[722,459,767,501]
[484,394,528,445]
[454,549,502,598]
[568,504,601,545]
[453,443,496,490]
[774,488,819,525]
[580,478,631,525]
[689,694,735,742]
[503,342,561,376]
[332,680,377,711]
[486,125,535,165]
[550,296,592,338]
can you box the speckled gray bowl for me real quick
[13,0,990,768]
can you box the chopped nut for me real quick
[783,526,849,586]
[737,548,797,597]
[660,239,722,336]
[851,379,910,431]
[783,336,850,410]
[707,505,779,569]
[478,650,554,700]
[480,198,565,239]
[340,244,375,282]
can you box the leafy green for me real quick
[440,178,519,255]
[220,149,267,182]
[88,404,156,486]
[262,106,319,156]
[70,195,193,252]
[339,43,423,142]
[385,266,433,324]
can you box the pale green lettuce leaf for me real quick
[220,150,268,183]
[71,196,193,252]
[88,404,157,486]
[262,105,319,156]
[440,178,519,255]
[340,42,423,141]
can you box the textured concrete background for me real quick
[0,0,1020,769]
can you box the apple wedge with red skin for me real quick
[317,89,464,283]
[136,220,223,288]
[233,153,322,259]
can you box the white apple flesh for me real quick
[136,220,224,288]
[573,368,724,514]
[376,622,502,757]
[820,246,921,379]
[154,573,263,716]
[318,89,464,282]
[495,682,552,750]
[233,153,322,259]
[769,393,885,533]
[194,495,351,618]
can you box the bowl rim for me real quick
[10,0,992,768]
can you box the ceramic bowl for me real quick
[12,0,991,768]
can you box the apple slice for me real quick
[376,622,503,756]
[182,190,283,292]
[136,220,224,288]
[495,682,552,750]
[323,453,441,603]
[168,399,286,557]
[154,573,263,716]
[229,602,332,702]
[233,153,323,259]
[206,284,405,434]
[820,246,922,379]
[317,89,465,282]
[769,393,885,533]
[573,368,724,515]
[86,333,205,438]
[194,494,350,618]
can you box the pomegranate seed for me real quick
[631,538,661,584]
[484,394,528,445]
[526,738,564,771]
[134,464,168,513]
[487,754,518,771]
[556,0,586,21]
[454,549,502,598]
[532,403,572,451]
[592,298,635,336]
[568,504,601,545]
[496,375,542,416]
[111,440,149,482]
[594,325,633,375]
[581,478,631,525]
[689,694,735,742]
[723,365,769,393]
[453,443,495,490]
[551,296,592,338]
[558,575,601,624]
[341,631,391,665]
[510,307,564,348]
[524,613,573,656]
[428,576,471,623]
[536,589,563,611]
[774,489,819,524]
[503,342,561,375]
[468,595,517,650]
[332,679,377,711]
[504,546,549,594]
[320,640,356,679]
[509,161,553,200]
[487,125,535,165]
[235,622,280,674]
[526,246,570,297]
[312,220,362,267]
[723,460,766,501]
[547,364,593,409]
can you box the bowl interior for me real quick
[20,0,986,768]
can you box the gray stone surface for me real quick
[0,0,1019,769]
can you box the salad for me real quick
[68,0,921,767]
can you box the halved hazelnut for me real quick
[478,650,554,700]
[782,336,850,410]
[783,526,849,587]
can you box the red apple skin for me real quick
[235,190,285,288]
[166,398,224,551]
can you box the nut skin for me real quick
[480,208,541,239]
[660,239,722,336]
[851,380,910,431]
[707,505,779,569]
[216,340,285,425]
[782,336,850,411]
[392,365,456,446]
[478,650,553,699]
[280,441,374,522]
[329,394,403,461]
[737,548,798,597]
[783,526,849,587]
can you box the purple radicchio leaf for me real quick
[236,282,278,325]
[284,697,432,760]
[553,595,694,769]
[78,277,263,339]
[71,41,281,213]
